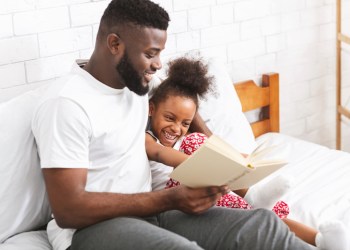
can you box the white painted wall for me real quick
[1,0,350,151]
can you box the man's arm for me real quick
[43,168,228,229]
[189,112,212,136]
[145,133,189,167]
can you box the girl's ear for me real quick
[149,102,155,116]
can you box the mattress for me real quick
[256,133,350,229]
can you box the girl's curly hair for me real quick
[151,57,214,109]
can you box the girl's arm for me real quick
[145,133,189,167]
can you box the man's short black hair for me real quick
[101,0,170,30]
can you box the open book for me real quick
[169,135,287,190]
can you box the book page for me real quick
[206,135,247,166]
[248,142,286,167]
[228,161,286,190]
[170,144,250,188]
[253,159,288,167]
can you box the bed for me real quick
[1,63,349,249]
[234,73,350,230]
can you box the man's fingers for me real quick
[220,185,230,195]
[192,193,222,214]
[173,185,229,215]
[204,185,229,197]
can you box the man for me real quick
[32,0,317,249]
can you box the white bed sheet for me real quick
[0,231,51,250]
[256,133,350,229]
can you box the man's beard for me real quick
[116,52,149,96]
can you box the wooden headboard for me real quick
[234,73,279,138]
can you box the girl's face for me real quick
[149,95,197,147]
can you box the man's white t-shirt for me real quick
[32,63,151,250]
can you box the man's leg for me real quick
[159,207,317,250]
[70,216,204,250]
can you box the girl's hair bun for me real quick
[166,56,213,98]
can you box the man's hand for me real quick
[166,185,229,214]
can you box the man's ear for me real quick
[149,102,155,116]
[106,33,123,55]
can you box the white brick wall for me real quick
[1,0,350,151]
[0,35,39,65]
[38,27,92,57]
[13,7,70,35]
[25,52,80,82]
[70,1,109,27]
[0,63,26,88]
[188,8,211,30]
[0,15,13,38]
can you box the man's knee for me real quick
[252,208,280,222]
[254,207,277,216]
[249,208,289,235]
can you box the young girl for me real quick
[146,56,349,250]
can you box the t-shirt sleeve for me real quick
[32,98,91,168]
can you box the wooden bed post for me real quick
[336,0,342,149]
[262,73,279,133]
[234,73,280,138]
[335,0,350,150]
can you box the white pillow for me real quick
[1,231,51,250]
[0,86,51,243]
[150,57,256,154]
[198,58,257,154]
